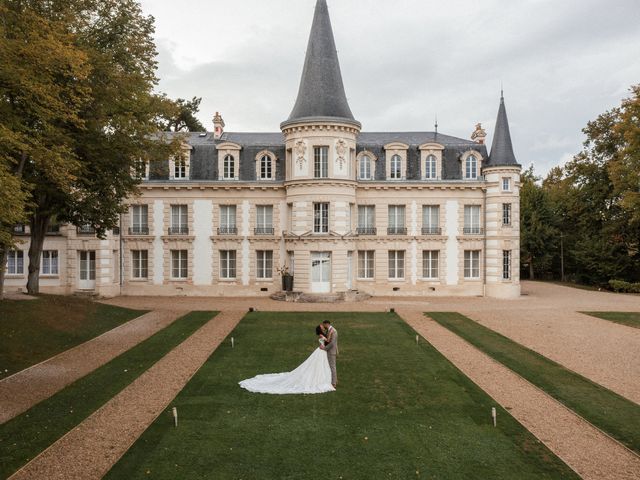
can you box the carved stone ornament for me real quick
[295,140,307,168]
[335,139,348,168]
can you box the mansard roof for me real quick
[487,94,520,167]
[282,0,358,128]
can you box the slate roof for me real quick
[282,0,359,128]
[487,94,519,167]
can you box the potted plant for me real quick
[278,265,294,292]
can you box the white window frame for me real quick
[220,250,236,279]
[132,250,148,279]
[41,250,59,276]
[256,205,274,233]
[132,159,149,180]
[357,205,375,233]
[358,250,375,279]
[464,250,481,279]
[220,205,237,232]
[359,154,372,180]
[390,155,402,180]
[422,205,440,234]
[425,154,437,180]
[388,205,406,233]
[170,205,188,234]
[502,177,511,191]
[464,205,481,234]
[6,250,24,275]
[313,203,329,234]
[314,146,329,179]
[223,154,235,180]
[503,250,512,280]
[131,204,149,234]
[171,250,188,280]
[174,158,187,179]
[260,155,273,180]
[422,250,439,280]
[388,250,405,279]
[256,250,273,279]
[503,203,512,226]
[464,154,479,180]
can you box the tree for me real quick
[161,96,206,132]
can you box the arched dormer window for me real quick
[425,155,437,180]
[223,154,235,180]
[359,155,372,180]
[255,150,276,180]
[465,155,478,180]
[390,155,402,180]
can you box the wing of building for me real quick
[6,0,521,299]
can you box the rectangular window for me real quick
[256,250,273,279]
[422,250,439,279]
[388,205,406,234]
[464,250,481,279]
[41,250,59,276]
[464,205,481,234]
[503,203,512,226]
[131,205,149,234]
[219,205,237,234]
[132,250,148,279]
[6,250,24,275]
[388,250,405,279]
[220,250,236,279]
[314,203,329,233]
[314,147,329,178]
[358,251,374,279]
[357,205,375,234]
[256,205,274,234]
[174,158,186,179]
[171,250,187,279]
[170,205,188,234]
[390,155,402,179]
[503,250,512,280]
[502,177,511,191]
[422,205,440,234]
[223,155,235,179]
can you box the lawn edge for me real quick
[580,311,640,330]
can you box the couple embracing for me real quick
[239,320,339,395]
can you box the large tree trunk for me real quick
[528,256,535,280]
[26,213,50,295]
[0,245,6,300]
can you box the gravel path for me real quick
[400,309,640,480]
[9,311,242,480]
[0,310,186,424]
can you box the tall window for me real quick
[256,250,273,279]
[219,205,237,234]
[6,250,24,275]
[425,154,437,180]
[131,205,149,234]
[423,251,439,279]
[464,205,481,234]
[133,159,148,180]
[388,205,406,234]
[388,250,405,279]
[132,250,148,279]
[465,155,478,180]
[223,154,235,179]
[390,155,402,179]
[260,155,273,180]
[357,205,375,235]
[314,147,329,178]
[314,203,329,233]
[464,250,481,279]
[358,251,374,279]
[256,205,274,235]
[422,205,440,234]
[502,177,511,191]
[174,158,187,179]
[220,250,236,279]
[171,250,188,279]
[503,250,512,280]
[503,203,512,226]
[41,250,59,275]
[170,205,188,235]
[359,155,372,180]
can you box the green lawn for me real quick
[0,311,217,479]
[0,295,146,379]
[582,311,640,329]
[428,312,640,454]
[105,312,577,480]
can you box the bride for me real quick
[239,324,335,394]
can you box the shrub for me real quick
[608,279,640,293]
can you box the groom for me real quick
[321,320,338,388]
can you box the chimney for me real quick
[213,112,225,140]
[471,123,487,144]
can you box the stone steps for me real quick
[270,290,371,303]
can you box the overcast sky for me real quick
[139,0,640,175]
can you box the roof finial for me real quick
[500,82,504,102]
[434,113,438,135]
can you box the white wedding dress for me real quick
[239,339,335,394]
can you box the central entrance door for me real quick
[311,252,331,293]
[78,251,96,290]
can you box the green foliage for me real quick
[607,280,640,294]
[160,96,206,132]
[429,312,640,453]
[105,312,577,480]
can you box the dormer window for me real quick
[384,143,408,180]
[390,155,402,180]
[425,155,437,180]
[358,154,373,180]
[174,158,187,179]
[132,160,149,180]
[465,155,478,180]
[223,154,235,180]
[256,150,276,181]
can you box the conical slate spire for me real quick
[282,0,359,128]
[488,93,519,166]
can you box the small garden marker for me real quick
[231,337,235,348]
[491,407,497,427]
[172,407,178,427]
[416,335,419,345]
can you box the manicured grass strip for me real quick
[428,312,640,454]
[582,311,640,329]
[0,295,147,379]
[106,312,577,480]
[0,311,217,479]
